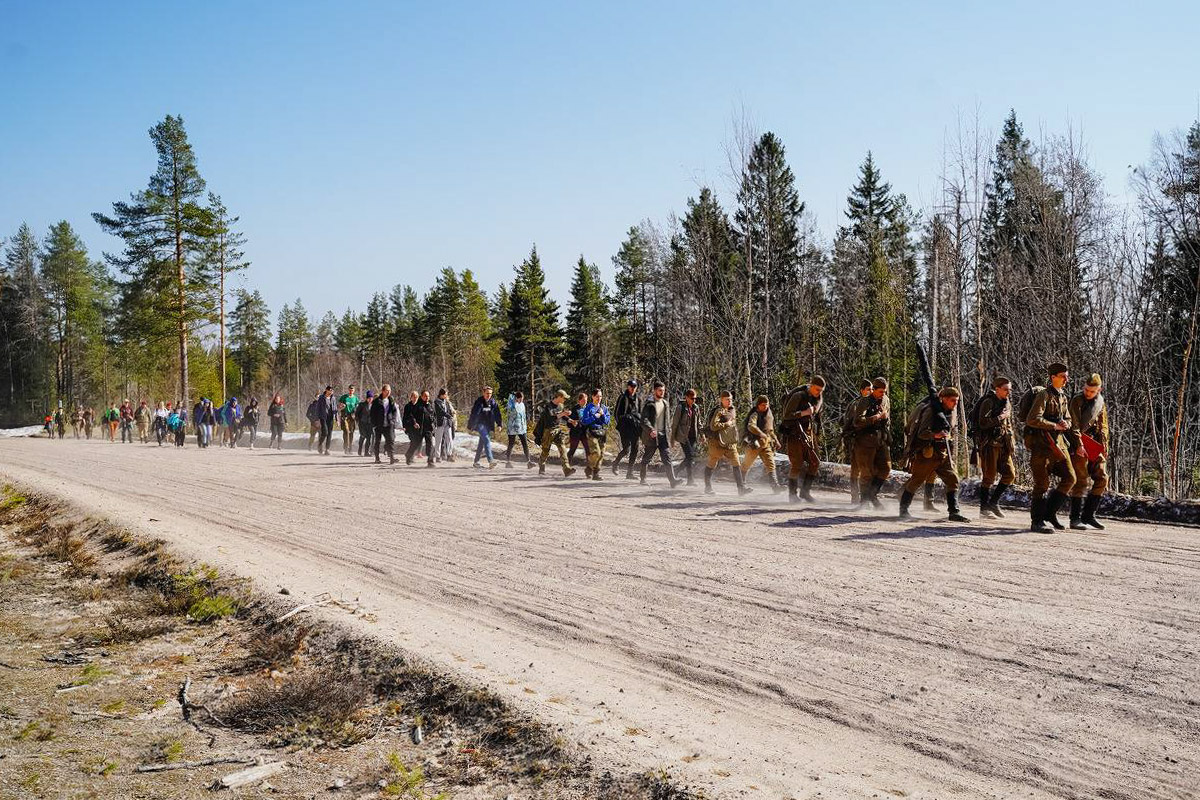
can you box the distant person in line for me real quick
[119,399,135,443]
[580,388,611,480]
[671,388,701,486]
[134,399,152,443]
[355,390,374,457]
[196,398,216,448]
[566,391,590,468]
[504,391,533,468]
[370,384,399,464]
[338,384,359,455]
[71,405,84,439]
[153,401,169,446]
[404,390,435,467]
[638,381,679,488]
[168,404,187,447]
[103,402,119,441]
[83,406,96,440]
[433,388,456,463]
[468,385,502,469]
[534,389,575,477]
[267,394,287,449]
[222,396,242,448]
[241,397,260,448]
[313,386,338,455]
[306,393,321,451]
[612,379,642,479]
[54,405,66,439]
[402,391,420,460]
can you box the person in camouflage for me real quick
[1068,373,1109,530]
[704,391,751,496]
[900,387,970,522]
[1024,362,1077,534]
[974,376,1017,519]
[536,390,576,477]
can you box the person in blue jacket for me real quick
[468,385,503,469]
[580,388,611,480]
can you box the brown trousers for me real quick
[1069,455,1108,497]
[978,440,1016,488]
[904,443,958,493]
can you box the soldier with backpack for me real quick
[969,377,1017,519]
[704,391,752,496]
[779,376,826,502]
[1022,362,1077,533]
[741,394,784,493]
[842,380,872,504]
[848,378,891,509]
[1068,373,1109,530]
[534,389,576,477]
[899,387,970,522]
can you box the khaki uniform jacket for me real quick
[1068,393,1108,452]
[742,407,775,449]
[850,394,891,447]
[780,386,822,441]
[976,392,1015,448]
[707,405,739,449]
[1025,386,1072,455]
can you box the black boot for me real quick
[1043,491,1067,531]
[979,485,995,518]
[788,478,799,503]
[704,467,715,495]
[898,490,915,520]
[767,470,784,493]
[869,478,885,509]
[1030,494,1052,533]
[800,475,815,502]
[923,483,939,511]
[1081,494,1105,529]
[734,467,752,496]
[989,484,1008,518]
[638,463,648,485]
[946,491,970,522]
[1069,496,1087,530]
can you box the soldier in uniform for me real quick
[900,387,970,521]
[779,376,826,503]
[1068,373,1109,530]
[1025,362,1077,533]
[974,376,1017,519]
[741,395,784,493]
[611,380,642,478]
[638,381,679,488]
[536,390,577,477]
[704,391,752,496]
[849,378,891,508]
[671,388,702,486]
[842,379,871,504]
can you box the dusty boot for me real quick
[375,452,382,464]
[898,490,915,520]
[638,464,648,485]
[788,478,799,504]
[611,457,620,476]
[1081,495,1105,530]
[1030,494,1051,533]
[989,485,1008,518]
[592,468,601,481]
[946,491,970,522]
[769,470,784,494]
[979,485,996,518]
[1044,491,1067,531]
[563,464,576,477]
[734,467,752,496]
[800,476,816,502]
[849,481,860,506]
[869,478,885,509]
[923,483,939,512]
[539,462,546,475]
[703,467,715,495]
[1069,496,1087,530]
[526,458,536,469]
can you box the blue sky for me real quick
[1,1,1197,323]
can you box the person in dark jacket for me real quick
[468,386,503,468]
[355,390,374,456]
[267,394,287,449]
[315,385,339,455]
[671,389,701,485]
[565,392,591,467]
[638,381,679,488]
[611,379,642,478]
[241,397,260,448]
[433,389,456,462]
[306,395,321,451]
[404,390,436,466]
[370,384,399,464]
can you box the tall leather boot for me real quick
[989,484,1008,518]
[946,491,970,522]
[1069,496,1087,530]
[898,490,915,520]
[1081,494,1105,529]
[849,481,860,506]
[1030,493,1051,533]
[1043,491,1067,531]
[704,467,715,495]
[923,483,939,511]
[869,478,885,509]
[639,462,648,485]
[734,466,752,496]
[800,475,816,502]
[979,485,994,518]
[788,478,799,504]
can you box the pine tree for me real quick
[498,246,563,400]
[40,221,110,406]
[93,115,214,408]
[228,289,272,394]
[203,193,249,402]
[361,292,391,381]
[611,225,655,377]
[0,223,49,418]
[564,255,611,389]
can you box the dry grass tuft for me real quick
[218,666,372,741]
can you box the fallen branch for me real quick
[136,756,254,774]
[212,760,286,789]
[70,709,125,720]
[276,597,332,623]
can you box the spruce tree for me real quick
[93,115,214,408]
[40,221,110,406]
[564,255,611,389]
[0,223,49,418]
[228,289,272,394]
[498,246,563,400]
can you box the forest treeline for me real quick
[2,112,1198,498]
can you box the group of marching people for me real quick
[42,360,1111,532]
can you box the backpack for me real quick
[1015,386,1044,436]
[965,393,989,440]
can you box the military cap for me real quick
[858,379,873,390]
[872,377,889,390]
[1047,362,1068,375]
[1086,373,1102,387]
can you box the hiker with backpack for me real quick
[1067,374,1109,530]
[848,378,892,509]
[779,377,826,502]
[899,387,970,522]
[842,380,872,505]
[968,377,1017,519]
[1022,362,1077,533]
[638,381,679,488]
[704,390,751,496]
[611,379,642,479]
[741,394,784,493]
[533,389,575,477]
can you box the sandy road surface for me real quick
[2,436,1197,799]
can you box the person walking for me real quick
[671,389,701,486]
[196,398,216,448]
[504,391,533,468]
[612,380,642,478]
[71,405,84,439]
[306,394,321,451]
[433,388,456,462]
[134,400,152,443]
[153,401,169,446]
[405,390,436,466]
[566,391,591,468]
[468,386,503,469]
[371,384,399,464]
[534,390,576,477]
[119,399,135,443]
[703,391,752,496]
[741,394,784,493]
[267,394,287,449]
[222,397,242,448]
[241,397,260,448]
[104,403,120,441]
[338,384,359,455]
[356,390,375,456]
[315,386,339,455]
[83,406,95,439]
[638,381,679,488]
[581,388,611,480]
[169,404,187,447]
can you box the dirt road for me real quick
[2,436,1197,799]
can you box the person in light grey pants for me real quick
[433,389,456,462]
